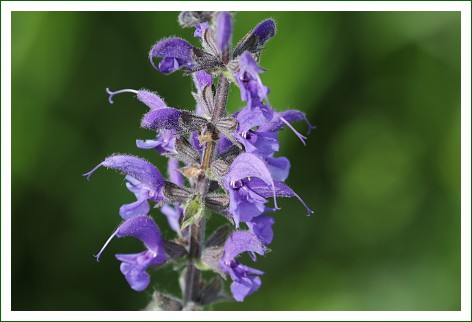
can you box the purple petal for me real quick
[136,130,178,154]
[247,215,275,245]
[137,90,168,110]
[224,153,278,209]
[141,108,182,131]
[149,38,194,73]
[161,204,182,234]
[84,155,164,194]
[116,216,167,261]
[216,12,232,52]
[228,187,267,227]
[157,57,180,74]
[119,187,151,219]
[136,139,160,149]
[265,156,290,181]
[237,129,279,155]
[253,19,276,45]
[218,136,233,153]
[116,251,152,291]
[237,52,269,106]
[230,272,262,302]
[194,22,210,38]
[222,231,266,263]
[247,178,313,215]
[167,158,184,187]
[236,105,272,132]
[192,70,212,92]
[190,131,203,152]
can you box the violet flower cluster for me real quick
[85,11,314,310]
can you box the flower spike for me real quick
[87,12,316,306]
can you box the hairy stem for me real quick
[183,73,228,307]
[212,75,230,122]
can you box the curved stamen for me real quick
[83,162,104,181]
[106,88,138,104]
[302,114,317,135]
[292,189,314,216]
[278,115,307,145]
[94,228,119,262]
[272,183,279,210]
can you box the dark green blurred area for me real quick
[11,11,460,311]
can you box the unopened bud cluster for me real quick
[85,11,314,309]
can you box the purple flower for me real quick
[95,215,167,291]
[149,38,194,74]
[219,231,266,302]
[84,155,165,219]
[236,52,269,108]
[106,88,180,153]
[223,153,278,226]
[215,12,232,53]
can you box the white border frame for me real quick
[1,1,470,321]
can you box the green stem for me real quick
[182,73,228,307]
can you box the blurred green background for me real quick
[11,11,460,310]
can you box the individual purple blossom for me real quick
[222,153,278,226]
[219,231,266,302]
[95,215,167,291]
[84,155,165,219]
[149,38,194,74]
[106,88,180,153]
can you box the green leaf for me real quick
[181,195,204,230]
